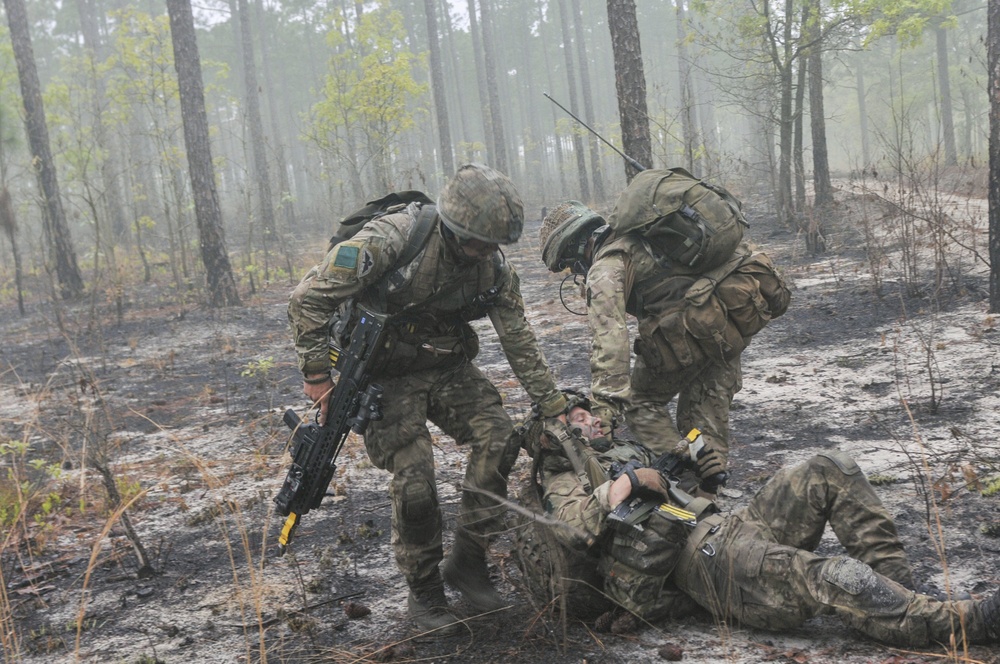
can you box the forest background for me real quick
[1,0,1000,662]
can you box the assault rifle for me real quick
[606,430,713,533]
[274,307,388,555]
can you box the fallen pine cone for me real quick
[344,601,372,619]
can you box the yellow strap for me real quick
[657,502,697,522]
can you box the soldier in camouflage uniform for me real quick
[289,164,568,635]
[519,402,1000,647]
[539,201,787,495]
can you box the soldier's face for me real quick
[567,407,602,441]
[458,237,499,260]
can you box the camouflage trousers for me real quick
[625,353,741,465]
[675,452,991,647]
[364,362,518,588]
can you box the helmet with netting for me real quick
[539,201,606,272]
[437,163,523,244]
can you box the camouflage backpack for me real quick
[608,168,748,273]
[328,190,436,251]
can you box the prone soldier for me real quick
[514,397,1000,648]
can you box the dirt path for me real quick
[1,190,998,663]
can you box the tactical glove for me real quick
[628,467,671,500]
[693,446,728,495]
[540,417,572,451]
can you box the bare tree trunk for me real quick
[675,0,697,173]
[0,187,25,315]
[572,0,604,199]
[557,0,590,201]
[479,0,508,172]
[424,0,454,176]
[4,0,84,299]
[255,0,297,231]
[794,56,805,211]
[777,0,795,225]
[606,0,652,180]
[855,49,871,168]
[236,0,276,269]
[988,0,1000,313]
[466,0,494,163]
[440,0,470,148]
[166,0,241,307]
[77,0,128,245]
[808,34,833,206]
[935,26,958,167]
[538,0,567,194]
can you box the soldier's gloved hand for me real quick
[539,416,570,451]
[608,467,670,508]
[692,446,728,496]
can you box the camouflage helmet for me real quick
[539,201,606,272]
[437,163,524,244]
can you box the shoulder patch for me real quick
[332,242,360,269]
[358,247,376,277]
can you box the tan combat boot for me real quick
[442,530,505,613]
[407,574,461,636]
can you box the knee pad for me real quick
[821,557,909,615]
[396,479,440,544]
[816,451,861,476]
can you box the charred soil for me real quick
[1,185,999,664]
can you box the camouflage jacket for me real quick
[585,234,748,421]
[288,204,567,417]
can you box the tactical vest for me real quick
[357,209,506,376]
[592,233,788,374]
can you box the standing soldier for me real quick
[538,186,789,496]
[288,164,568,635]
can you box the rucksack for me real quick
[328,190,435,251]
[607,168,748,272]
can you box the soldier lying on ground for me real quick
[513,394,1000,648]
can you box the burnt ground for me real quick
[1,186,999,664]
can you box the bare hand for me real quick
[303,375,333,424]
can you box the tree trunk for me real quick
[572,0,604,199]
[675,0,696,173]
[236,0,276,264]
[855,49,871,168]
[77,0,128,244]
[777,0,795,225]
[794,55,805,212]
[4,0,84,299]
[808,35,833,206]
[423,0,454,177]
[935,27,958,167]
[606,0,652,180]
[466,0,494,163]
[478,0,508,172]
[988,0,1000,313]
[255,0,297,231]
[557,0,590,201]
[0,186,25,315]
[538,0,567,194]
[166,0,241,307]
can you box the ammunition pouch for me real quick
[376,317,479,377]
[633,251,789,374]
